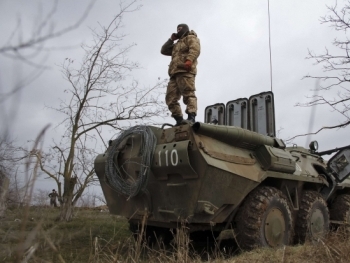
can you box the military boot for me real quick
[174,116,184,126]
[181,112,196,125]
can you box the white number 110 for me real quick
[158,149,178,167]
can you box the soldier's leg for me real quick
[165,76,183,119]
[176,73,197,123]
[176,73,197,115]
[165,77,182,117]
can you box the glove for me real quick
[171,33,178,41]
[184,60,192,71]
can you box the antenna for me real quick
[305,79,320,148]
[267,0,273,92]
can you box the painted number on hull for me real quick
[158,149,178,167]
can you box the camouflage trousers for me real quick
[165,73,197,118]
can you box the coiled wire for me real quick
[105,125,156,198]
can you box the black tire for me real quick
[330,194,350,224]
[294,191,329,243]
[235,186,293,250]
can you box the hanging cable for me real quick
[105,125,156,198]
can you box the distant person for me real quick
[161,23,201,126]
[48,189,58,207]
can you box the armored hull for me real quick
[94,120,350,249]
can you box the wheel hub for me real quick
[310,208,325,238]
[264,208,285,247]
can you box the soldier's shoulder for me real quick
[188,30,198,38]
[186,32,199,43]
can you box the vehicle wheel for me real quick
[330,194,350,224]
[294,191,329,243]
[235,186,293,250]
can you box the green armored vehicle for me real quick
[94,91,350,249]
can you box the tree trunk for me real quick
[59,197,74,221]
[0,173,10,218]
[59,177,76,221]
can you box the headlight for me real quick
[309,140,319,152]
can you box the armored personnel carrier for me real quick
[94,91,350,249]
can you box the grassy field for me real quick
[0,207,131,262]
[1,207,350,262]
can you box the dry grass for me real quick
[221,228,350,263]
[0,206,130,262]
[2,207,350,262]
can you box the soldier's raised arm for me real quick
[161,33,178,56]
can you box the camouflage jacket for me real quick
[161,30,200,77]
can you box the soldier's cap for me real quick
[177,24,189,30]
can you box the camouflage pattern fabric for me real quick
[161,30,200,77]
[161,30,200,117]
[165,73,197,117]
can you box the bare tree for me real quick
[31,1,167,221]
[295,1,350,140]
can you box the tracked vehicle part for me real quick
[235,186,293,249]
[295,191,329,243]
[330,194,350,224]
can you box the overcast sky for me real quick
[1,0,349,193]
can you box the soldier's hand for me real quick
[184,60,192,71]
[171,33,178,41]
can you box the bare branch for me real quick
[296,1,350,139]
[286,120,350,142]
[0,1,94,55]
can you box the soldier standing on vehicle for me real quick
[161,23,201,126]
[48,189,58,207]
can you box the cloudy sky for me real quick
[1,0,349,192]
